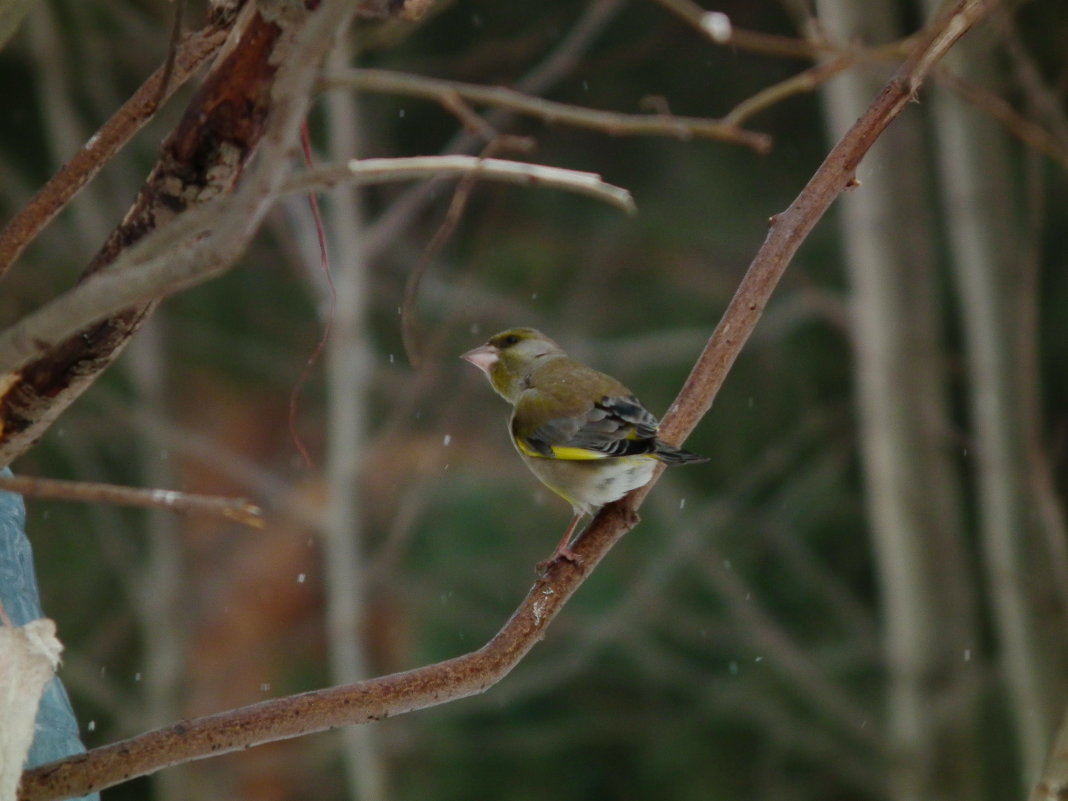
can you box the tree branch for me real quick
[0,0,327,469]
[322,68,772,153]
[0,156,633,382]
[0,21,229,281]
[284,156,636,211]
[0,475,262,527]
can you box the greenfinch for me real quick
[462,327,707,564]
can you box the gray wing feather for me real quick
[524,394,660,457]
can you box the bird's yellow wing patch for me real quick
[515,437,608,461]
[548,445,609,461]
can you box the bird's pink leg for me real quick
[541,513,585,569]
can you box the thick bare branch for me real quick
[0,4,300,468]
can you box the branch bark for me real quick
[0,0,381,468]
[0,2,290,468]
[0,20,230,280]
[17,2,995,800]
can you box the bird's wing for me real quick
[513,392,660,460]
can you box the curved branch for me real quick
[283,156,636,212]
[323,68,772,153]
[17,1,995,800]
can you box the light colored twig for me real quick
[16,3,993,800]
[0,474,263,528]
[360,0,627,262]
[282,156,636,212]
[322,68,771,152]
[0,155,631,380]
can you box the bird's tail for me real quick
[653,440,708,465]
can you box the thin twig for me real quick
[282,156,637,212]
[154,0,188,109]
[16,3,993,800]
[437,90,502,142]
[940,68,1068,171]
[322,68,772,153]
[0,474,263,528]
[671,1,1068,171]
[648,0,913,62]
[723,55,854,127]
[648,1,918,129]
[359,0,627,262]
[0,23,227,281]
[647,0,820,57]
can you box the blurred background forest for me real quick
[2,0,1068,800]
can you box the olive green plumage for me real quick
[462,328,706,560]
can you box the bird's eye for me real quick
[502,334,521,346]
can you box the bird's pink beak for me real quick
[461,344,499,375]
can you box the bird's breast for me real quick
[519,453,657,516]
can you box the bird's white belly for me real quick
[521,455,657,516]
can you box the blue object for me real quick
[0,469,99,801]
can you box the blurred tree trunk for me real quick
[322,35,390,801]
[127,322,186,801]
[918,0,1068,784]
[815,1,980,799]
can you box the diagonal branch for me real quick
[0,20,230,281]
[16,2,995,800]
[650,0,996,452]
[0,1,326,469]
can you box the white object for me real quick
[0,618,63,801]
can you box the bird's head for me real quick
[462,327,563,402]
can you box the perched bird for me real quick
[462,327,707,565]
